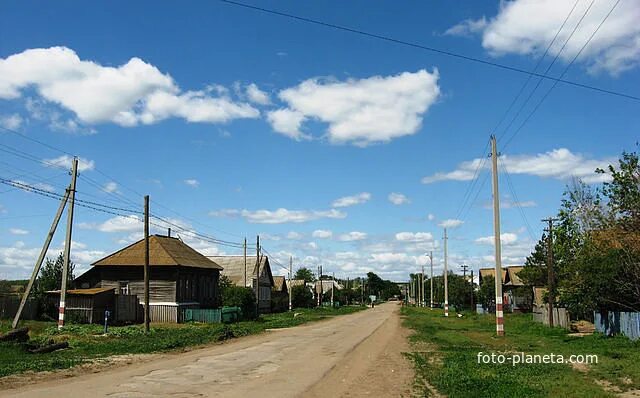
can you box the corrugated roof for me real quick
[479,268,507,283]
[47,287,115,295]
[505,266,525,286]
[208,255,273,287]
[272,276,287,292]
[286,279,306,290]
[92,235,222,270]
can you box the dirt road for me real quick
[1,302,413,397]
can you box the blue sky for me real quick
[0,0,638,281]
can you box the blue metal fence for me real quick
[594,311,640,341]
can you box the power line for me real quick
[498,158,537,242]
[500,0,622,151]
[217,0,640,103]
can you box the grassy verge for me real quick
[402,307,640,398]
[0,305,365,378]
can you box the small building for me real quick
[45,287,115,324]
[75,235,223,323]
[271,276,289,312]
[479,266,531,312]
[208,255,274,313]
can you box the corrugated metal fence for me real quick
[594,311,640,341]
[184,308,221,323]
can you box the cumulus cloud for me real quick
[9,228,28,235]
[184,179,200,188]
[388,192,410,205]
[338,231,367,241]
[0,47,260,128]
[312,230,333,239]
[210,208,346,224]
[95,215,142,233]
[42,155,95,172]
[447,0,640,75]
[395,232,433,242]
[422,148,614,184]
[245,83,271,105]
[445,16,488,37]
[0,113,23,130]
[332,192,371,208]
[287,231,303,240]
[269,69,440,146]
[439,219,464,228]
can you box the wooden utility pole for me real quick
[420,260,425,307]
[243,237,247,287]
[144,195,150,333]
[542,217,558,328]
[58,157,78,330]
[288,256,293,311]
[428,251,434,310]
[256,235,260,317]
[444,228,449,317]
[13,189,70,329]
[490,135,505,336]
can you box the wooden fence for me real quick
[594,311,640,341]
[114,295,142,324]
[532,305,570,329]
[0,296,38,320]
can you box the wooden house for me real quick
[271,276,289,312]
[208,255,274,313]
[479,266,531,312]
[75,235,223,323]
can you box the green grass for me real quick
[402,307,640,398]
[0,305,365,378]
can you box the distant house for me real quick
[75,235,223,323]
[208,255,274,313]
[479,266,531,312]
[272,276,288,295]
[286,279,306,291]
[271,276,289,312]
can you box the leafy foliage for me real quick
[293,267,316,283]
[221,285,256,320]
[291,285,314,308]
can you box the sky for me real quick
[0,0,638,282]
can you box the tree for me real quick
[477,276,495,310]
[221,285,256,319]
[291,285,314,308]
[36,253,74,296]
[294,267,315,283]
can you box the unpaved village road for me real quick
[1,302,414,398]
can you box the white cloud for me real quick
[427,213,435,221]
[245,83,271,105]
[332,192,371,208]
[476,233,519,246]
[439,219,464,228]
[42,155,95,172]
[449,0,640,75]
[102,182,118,193]
[444,16,488,37]
[388,192,410,205]
[266,108,309,141]
[338,231,367,241]
[11,179,55,193]
[210,208,347,224]
[270,69,441,146]
[422,148,614,184]
[9,228,28,235]
[184,179,200,188]
[287,231,303,240]
[0,47,260,127]
[395,232,433,242]
[312,229,333,239]
[0,113,23,130]
[96,215,142,233]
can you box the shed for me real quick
[46,287,115,324]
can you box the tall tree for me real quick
[294,267,316,283]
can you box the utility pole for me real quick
[490,135,505,336]
[420,260,425,307]
[256,235,260,317]
[331,272,335,308]
[444,228,449,317]
[461,264,469,280]
[243,237,247,287]
[428,251,434,310]
[470,269,475,311]
[13,189,70,329]
[58,157,78,330]
[289,256,293,311]
[542,217,558,328]
[361,277,364,305]
[144,195,150,333]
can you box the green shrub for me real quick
[221,286,256,320]
[292,285,314,308]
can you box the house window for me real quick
[119,281,130,295]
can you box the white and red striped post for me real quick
[496,295,504,336]
[443,228,449,317]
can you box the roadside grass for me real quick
[0,305,365,378]
[402,307,640,398]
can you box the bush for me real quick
[221,286,256,320]
[292,285,314,308]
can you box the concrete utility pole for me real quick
[331,272,335,308]
[289,256,293,311]
[470,269,475,311]
[420,260,425,307]
[490,135,505,336]
[444,228,449,317]
[243,237,247,287]
[361,277,364,305]
[256,235,260,317]
[428,251,434,310]
[144,195,150,333]
[58,157,78,330]
[542,217,558,327]
[12,189,70,329]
